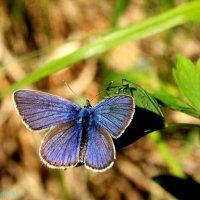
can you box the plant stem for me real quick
[167,123,200,129]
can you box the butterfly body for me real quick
[13,90,135,172]
[77,103,92,163]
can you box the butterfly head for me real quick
[84,99,92,108]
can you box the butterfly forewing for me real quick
[13,90,81,130]
[92,95,135,138]
[39,122,82,169]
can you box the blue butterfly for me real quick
[13,90,135,172]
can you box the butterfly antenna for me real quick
[62,80,77,96]
[62,80,85,105]
[90,81,114,103]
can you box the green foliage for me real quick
[173,55,200,112]
[151,55,200,121]
[1,1,200,98]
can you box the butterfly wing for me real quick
[91,95,135,139]
[84,122,115,172]
[13,90,81,131]
[39,122,82,169]
[84,95,134,172]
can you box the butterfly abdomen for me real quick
[78,108,91,163]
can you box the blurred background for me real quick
[0,0,200,199]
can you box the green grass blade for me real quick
[111,0,130,27]
[1,1,200,98]
[148,131,186,178]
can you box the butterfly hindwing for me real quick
[84,122,115,172]
[92,95,135,138]
[39,122,82,169]
[13,90,81,130]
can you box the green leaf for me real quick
[106,79,164,118]
[150,91,200,118]
[173,55,200,112]
[1,1,200,98]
